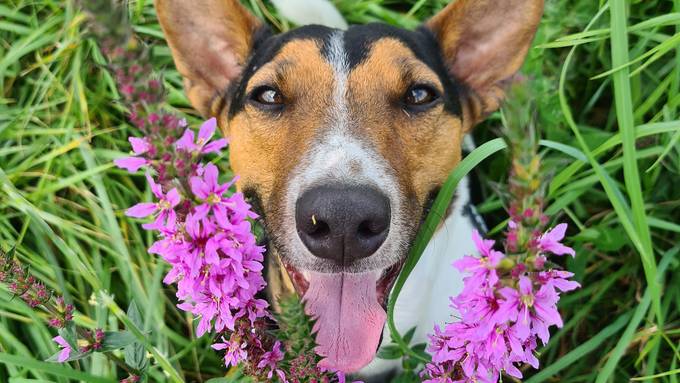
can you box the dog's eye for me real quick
[250,86,284,106]
[403,85,439,109]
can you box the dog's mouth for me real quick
[281,260,403,373]
[283,261,402,307]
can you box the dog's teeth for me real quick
[302,270,311,280]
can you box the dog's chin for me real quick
[275,255,404,373]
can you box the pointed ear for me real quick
[426,0,543,123]
[154,0,263,116]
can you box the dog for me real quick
[154,0,543,380]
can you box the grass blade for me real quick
[0,353,116,383]
[609,0,661,324]
[595,246,678,382]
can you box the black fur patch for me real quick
[226,23,462,117]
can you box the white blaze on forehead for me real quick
[326,31,350,132]
[280,30,409,272]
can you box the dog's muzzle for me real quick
[295,184,391,265]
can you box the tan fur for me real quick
[222,40,336,206]
[347,39,462,207]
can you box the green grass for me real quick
[1,0,679,382]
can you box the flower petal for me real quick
[202,138,228,154]
[212,342,228,351]
[129,137,150,154]
[114,156,148,172]
[198,117,217,141]
[166,188,182,207]
[53,335,68,348]
[519,276,533,296]
[175,129,196,151]
[145,172,163,199]
[58,347,71,363]
[203,163,219,190]
[126,202,158,218]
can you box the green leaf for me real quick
[589,225,628,252]
[402,326,417,344]
[377,344,403,360]
[125,300,149,371]
[3,244,16,261]
[595,247,678,383]
[554,0,662,335]
[391,370,422,383]
[58,326,77,350]
[402,354,421,371]
[631,368,680,381]
[100,331,137,352]
[127,300,143,328]
[99,293,183,383]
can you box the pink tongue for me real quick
[303,271,386,373]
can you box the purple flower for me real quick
[453,231,504,293]
[538,223,575,257]
[498,277,563,345]
[538,269,581,293]
[212,337,248,368]
[428,223,580,380]
[175,118,228,155]
[128,137,151,154]
[125,173,180,229]
[495,277,534,340]
[452,288,502,335]
[257,341,287,381]
[114,156,148,172]
[189,163,238,225]
[119,116,268,375]
[530,284,564,344]
[53,336,72,363]
[114,136,154,172]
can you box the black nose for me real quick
[295,185,391,265]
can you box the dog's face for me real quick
[156,0,542,373]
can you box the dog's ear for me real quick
[155,0,262,116]
[425,0,543,124]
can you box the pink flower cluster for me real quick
[117,118,269,344]
[105,31,346,380]
[423,224,580,382]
